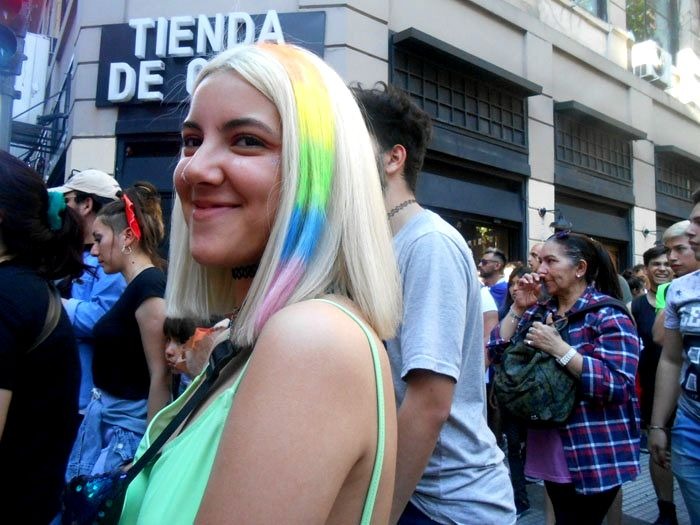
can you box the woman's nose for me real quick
[180,145,225,186]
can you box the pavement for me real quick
[516,450,691,524]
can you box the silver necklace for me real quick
[387,199,417,219]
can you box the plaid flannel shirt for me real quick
[489,286,641,494]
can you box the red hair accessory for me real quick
[122,194,142,240]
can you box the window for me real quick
[574,0,608,20]
[392,47,528,149]
[555,113,632,182]
[627,0,678,55]
[656,153,699,200]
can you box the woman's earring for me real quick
[121,244,133,255]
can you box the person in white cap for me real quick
[51,169,126,414]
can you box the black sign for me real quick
[96,10,326,107]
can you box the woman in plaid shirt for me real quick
[489,232,641,525]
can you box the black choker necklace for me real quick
[231,263,259,280]
[387,199,417,219]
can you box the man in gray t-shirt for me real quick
[354,84,515,524]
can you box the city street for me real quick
[518,450,691,524]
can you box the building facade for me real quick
[16,0,700,267]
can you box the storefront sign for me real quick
[96,10,325,107]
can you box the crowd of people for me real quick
[0,41,698,525]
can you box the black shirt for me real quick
[631,293,662,424]
[92,267,166,400]
[0,262,80,524]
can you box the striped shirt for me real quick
[489,286,641,493]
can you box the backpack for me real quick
[493,298,630,426]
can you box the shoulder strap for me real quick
[566,297,634,325]
[123,339,242,484]
[28,284,62,353]
[314,299,385,525]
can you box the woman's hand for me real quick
[525,321,568,357]
[514,273,541,310]
[649,428,671,470]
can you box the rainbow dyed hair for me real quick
[165,43,400,345]
[252,44,335,331]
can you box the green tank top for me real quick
[119,299,386,524]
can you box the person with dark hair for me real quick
[649,189,700,525]
[65,181,169,480]
[528,243,543,272]
[479,247,509,308]
[630,245,677,524]
[355,82,514,524]
[489,231,641,525]
[0,151,85,523]
[51,169,126,414]
[497,265,532,516]
[163,315,225,396]
[627,276,645,298]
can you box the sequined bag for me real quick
[60,340,241,525]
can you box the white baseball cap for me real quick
[51,169,121,200]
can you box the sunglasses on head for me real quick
[548,229,572,241]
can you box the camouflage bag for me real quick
[494,298,629,426]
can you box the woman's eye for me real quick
[181,136,201,149]
[234,135,264,147]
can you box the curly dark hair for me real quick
[352,82,433,193]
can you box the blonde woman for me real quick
[119,43,401,524]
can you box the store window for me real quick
[555,112,632,183]
[434,208,520,265]
[116,135,181,254]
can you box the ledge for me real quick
[392,27,542,96]
[655,145,700,166]
[554,100,647,140]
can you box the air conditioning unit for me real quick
[631,40,672,88]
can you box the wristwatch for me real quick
[557,347,578,367]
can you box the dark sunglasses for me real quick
[478,258,496,265]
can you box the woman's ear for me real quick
[121,227,137,247]
[576,258,588,279]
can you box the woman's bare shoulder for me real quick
[252,297,379,379]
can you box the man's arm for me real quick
[63,270,125,337]
[649,328,683,469]
[652,310,666,346]
[391,369,455,524]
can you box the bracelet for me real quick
[556,347,578,366]
[648,425,668,432]
[508,308,522,322]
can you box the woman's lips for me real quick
[192,204,236,220]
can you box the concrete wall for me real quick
[40,0,700,258]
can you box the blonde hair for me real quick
[662,220,690,243]
[166,44,400,346]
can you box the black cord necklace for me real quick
[231,263,259,280]
[387,199,417,219]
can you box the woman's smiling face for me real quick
[174,71,283,269]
